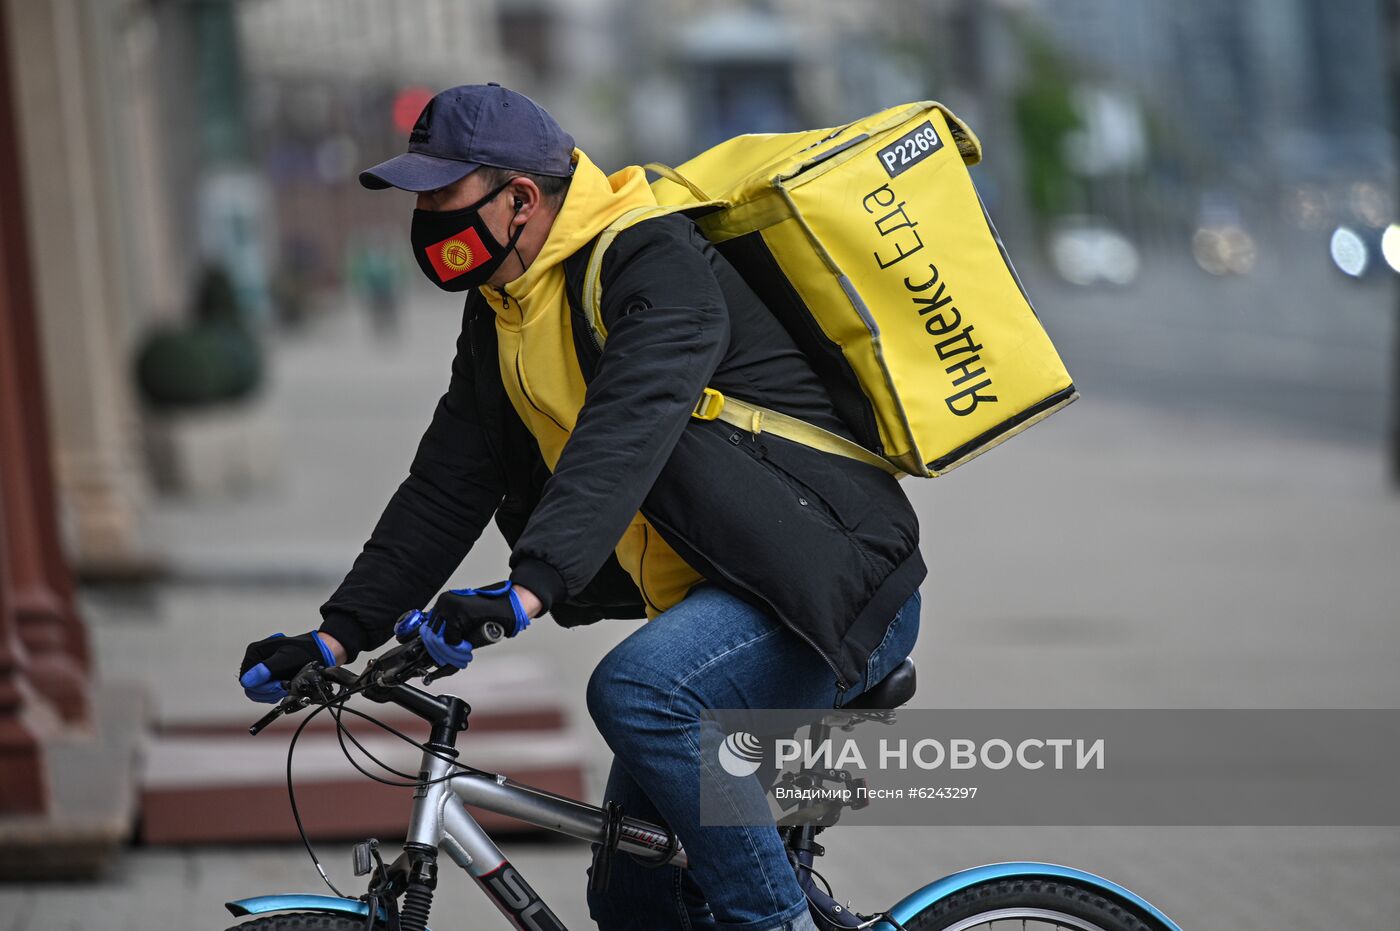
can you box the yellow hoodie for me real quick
[481,150,704,617]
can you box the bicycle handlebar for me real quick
[247,613,502,737]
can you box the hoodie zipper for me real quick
[492,282,569,434]
[637,524,661,614]
[514,349,568,433]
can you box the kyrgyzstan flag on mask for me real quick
[424,226,491,282]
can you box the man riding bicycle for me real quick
[239,83,925,931]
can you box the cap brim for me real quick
[358,152,480,192]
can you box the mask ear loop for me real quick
[505,198,528,280]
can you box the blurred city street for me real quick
[2,1,1400,929]
[5,254,1398,928]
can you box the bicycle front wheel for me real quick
[226,912,368,931]
[902,877,1168,931]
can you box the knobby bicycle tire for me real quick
[226,912,370,931]
[902,877,1167,931]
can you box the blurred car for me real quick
[1047,215,1141,286]
[1190,193,1258,277]
[1191,224,1257,276]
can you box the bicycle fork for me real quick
[392,698,568,931]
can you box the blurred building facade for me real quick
[1030,0,1390,182]
[0,0,109,874]
[0,0,1389,573]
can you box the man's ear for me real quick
[508,178,542,225]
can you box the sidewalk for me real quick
[6,291,1398,929]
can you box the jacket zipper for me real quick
[467,313,505,469]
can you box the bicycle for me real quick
[223,611,1182,931]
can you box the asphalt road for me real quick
[1026,233,1396,446]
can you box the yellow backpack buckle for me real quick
[691,387,725,421]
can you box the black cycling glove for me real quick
[422,581,530,668]
[239,631,337,703]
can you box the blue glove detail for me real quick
[421,617,474,669]
[311,631,336,666]
[240,662,287,703]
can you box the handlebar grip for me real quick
[405,608,511,648]
[249,705,284,736]
[322,665,358,687]
[463,617,508,648]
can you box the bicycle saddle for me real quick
[842,658,916,710]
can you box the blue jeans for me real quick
[584,584,922,931]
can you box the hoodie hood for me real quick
[483,149,656,325]
[481,149,702,620]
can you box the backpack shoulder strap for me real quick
[582,205,693,344]
[692,389,901,476]
[582,205,903,478]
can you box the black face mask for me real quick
[411,180,524,292]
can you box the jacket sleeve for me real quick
[319,304,506,659]
[507,218,729,609]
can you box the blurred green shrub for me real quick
[135,265,263,410]
[1012,33,1081,223]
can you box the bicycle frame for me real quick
[228,738,685,931]
[412,742,686,929]
[228,753,1186,931]
[229,654,687,931]
[226,653,1180,931]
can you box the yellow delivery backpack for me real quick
[583,101,1076,477]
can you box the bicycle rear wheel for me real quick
[902,877,1167,931]
[226,912,367,931]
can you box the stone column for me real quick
[0,5,74,814]
[0,495,54,814]
[3,0,159,577]
[0,0,90,728]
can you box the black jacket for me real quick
[321,215,925,689]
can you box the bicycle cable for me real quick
[330,702,498,784]
[285,695,354,898]
[326,700,424,785]
[282,675,504,896]
[290,677,897,927]
[795,858,910,931]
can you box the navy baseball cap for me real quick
[359,83,575,192]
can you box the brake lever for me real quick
[247,662,338,736]
[422,663,460,686]
[368,638,462,689]
[376,613,480,687]
[249,695,308,736]
[297,662,335,694]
